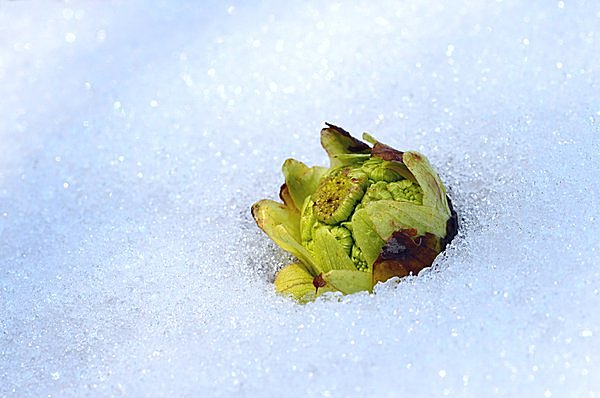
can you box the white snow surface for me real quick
[1,1,599,397]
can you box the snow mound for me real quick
[1,1,598,396]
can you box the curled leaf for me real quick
[403,151,449,214]
[321,123,371,168]
[282,159,327,211]
[274,263,317,302]
[252,200,319,275]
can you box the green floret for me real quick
[311,167,368,225]
[351,245,369,271]
[361,179,423,206]
[330,225,353,255]
[362,181,393,203]
[360,157,403,182]
[387,180,424,204]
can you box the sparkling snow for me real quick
[1,1,599,397]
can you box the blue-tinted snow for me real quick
[1,1,599,397]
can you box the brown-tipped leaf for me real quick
[362,133,415,181]
[279,183,299,214]
[371,142,405,162]
[321,123,371,166]
[373,230,440,284]
[282,158,327,211]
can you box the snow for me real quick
[1,1,599,396]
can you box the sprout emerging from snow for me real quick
[252,124,458,302]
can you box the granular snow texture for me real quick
[1,1,599,397]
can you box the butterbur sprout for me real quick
[252,124,458,302]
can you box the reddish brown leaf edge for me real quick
[373,230,441,284]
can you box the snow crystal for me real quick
[1,1,598,397]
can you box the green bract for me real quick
[252,124,458,302]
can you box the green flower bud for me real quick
[312,167,368,225]
[252,123,458,302]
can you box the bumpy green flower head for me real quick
[252,124,458,302]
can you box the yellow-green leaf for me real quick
[282,159,327,211]
[320,269,373,295]
[350,207,386,266]
[251,199,319,275]
[320,124,371,168]
[365,200,449,239]
[311,226,357,273]
[403,151,450,214]
[274,263,316,302]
